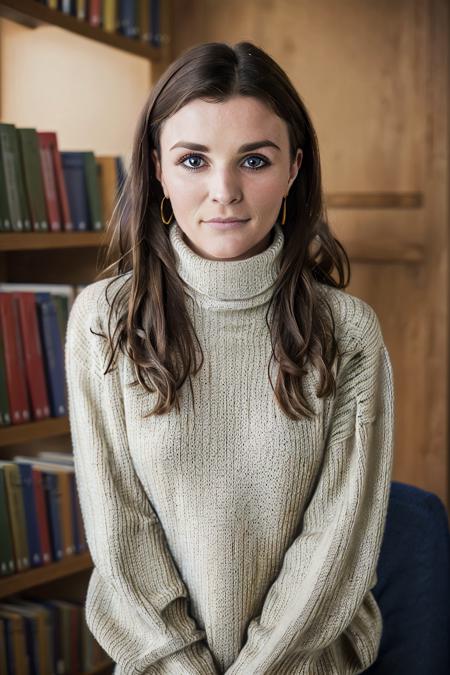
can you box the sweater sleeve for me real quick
[65,284,219,675]
[225,309,394,675]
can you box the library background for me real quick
[0,0,449,673]
[0,1,171,673]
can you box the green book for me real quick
[0,123,31,231]
[17,128,49,232]
[0,462,30,571]
[0,147,11,231]
[52,294,69,348]
[84,151,103,231]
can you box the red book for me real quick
[0,293,30,424]
[32,467,52,565]
[38,132,73,232]
[88,0,102,27]
[14,292,50,420]
[37,132,61,232]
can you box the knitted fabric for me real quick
[65,220,394,674]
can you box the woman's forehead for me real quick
[160,97,288,151]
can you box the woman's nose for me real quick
[209,169,242,204]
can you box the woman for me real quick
[65,41,394,674]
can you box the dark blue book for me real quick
[0,613,15,674]
[69,473,83,554]
[21,614,37,675]
[34,293,66,418]
[38,600,62,675]
[41,472,63,561]
[59,0,73,14]
[60,152,89,231]
[119,0,139,38]
[15,463,42,567]
[151,0,161,47]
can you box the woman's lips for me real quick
[205,219,250,230]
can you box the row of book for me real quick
[38,0,169,47]
[0,122,126,233]
[0,283,83,426]
[0,595,111,674]
[1,451,87,577]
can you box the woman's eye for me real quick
[181,154,205,170]
[243,156,268,170]
[178,154,270,172]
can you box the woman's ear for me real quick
[287,148,303,193]
[151,149,162,183]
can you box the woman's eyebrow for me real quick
[169,139,281,152]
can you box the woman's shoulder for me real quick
[69,271,132,329]
[65,272,132,374]
[312,280,383,356]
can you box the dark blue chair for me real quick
[365,481,450,675]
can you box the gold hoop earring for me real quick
[281,195,287,226]
[160,196,173,225]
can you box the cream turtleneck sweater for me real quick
[65,220,394,675]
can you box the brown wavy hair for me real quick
[94,40,351,420]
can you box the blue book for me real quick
[151,0,161,47]
[21,614,38,675]
[69,473,85,554]
[35,293,66,418]
[119,0,139,38]
[42,472,63,561]
[60,151,89,231]
[15,462,42,567]
[36,453,86,555]
[0,613,15,674]
[39,600,62,674]
[59,0,73,14]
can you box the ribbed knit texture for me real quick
[65,220,395,675]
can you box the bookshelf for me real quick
[0,0,167,61]
[0,551,93,598]
[0,2,172,673]
[0,231,109,251]
[0,416,69,446]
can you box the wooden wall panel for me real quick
[171,0,427,193]
[170,0,449,509]
[348,262,427,488]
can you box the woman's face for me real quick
[152,95,303,261]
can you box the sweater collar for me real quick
[168,220,285,309]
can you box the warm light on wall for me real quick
[0,16,151,169]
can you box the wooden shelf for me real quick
[344,237,423,263]
[0,551,93,598]
[0,416,70,446]
[0,0,164,61]
[0,231,110,251]
[326,191,423,209]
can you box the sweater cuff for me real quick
[147,597,218,674]
[147,641,219,674]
